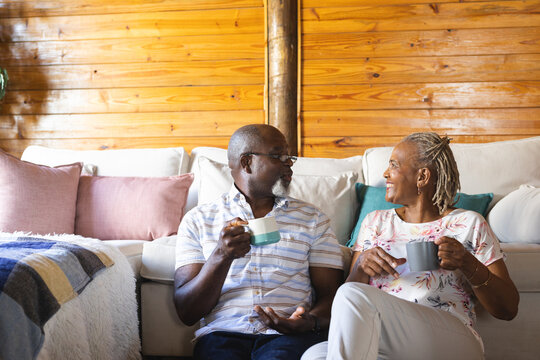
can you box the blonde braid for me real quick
[402,132,460,214]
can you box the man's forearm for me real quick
[174,250,234,326]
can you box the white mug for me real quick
[246,216,280,246]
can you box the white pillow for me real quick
[487,185,540,243]
[21,146,189,177]
[197,156,359,245]
[185,147,364,213]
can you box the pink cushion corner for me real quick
[75,173,194,240]
[0,150,82,235]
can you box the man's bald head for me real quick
[227,124,285,168]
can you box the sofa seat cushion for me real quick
[500,243,540,292]
[106,239,146,276]
[141,236,177,283]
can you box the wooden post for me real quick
[267,0,298,155]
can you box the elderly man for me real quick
[173,124,344,360]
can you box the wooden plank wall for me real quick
[300,0,540,158]
[0,0,265,157]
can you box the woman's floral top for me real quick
[352,208,504,344]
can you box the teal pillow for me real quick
[346,183,493,247]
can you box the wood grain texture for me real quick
[302,108,540,136]
[0,0,262,18]
[301,135,535,158]
[1,7,264,42]
[0,85,264,114]
[303,27,540,59]
[303,54,540,85]
[302,81,540,110]
[7,60,264,90]
[0,111,264,139]
[303,0,461,7]
[302,1,540,34]
[0,137,231,158]
[304,0,513,7]
[0,34,264,66]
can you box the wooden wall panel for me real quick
[0,34,264,66]
[303,28,540,59]
[304,55,540,84]
[1,8,263,41]
[7,61,264,89]
[302,1,540,33]
[0,0,262,17]
[0,1,265,156]
[301,0,540,157]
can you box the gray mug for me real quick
[406,240,439,271]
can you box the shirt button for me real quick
[255,290,260,295]
[253,267,258,271]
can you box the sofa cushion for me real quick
[106,239,147,276]
[186,146,364,214]
[488,185,540,244]
[140,235,177,283]
[347,183,494,247]
[75,174,194,240]
[21,145,189,177]
[196,156,358,244]
[362,137,540,208]
[0,150,82,235]
[500,243,540,292]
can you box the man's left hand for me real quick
[253,305,315,334]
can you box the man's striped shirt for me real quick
[175,186,344,339]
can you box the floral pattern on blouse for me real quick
[353,208,504,342]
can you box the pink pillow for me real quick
[75,174,194,240]
[0,150,82,234]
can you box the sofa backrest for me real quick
[21,145,189,177]
[18,136,540,244]
[362,136,540,208]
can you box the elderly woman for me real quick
[303,132,519,360]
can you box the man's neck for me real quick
[246,195,275,218]
[235,184,275,218]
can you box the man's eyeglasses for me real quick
[243,152,297,164]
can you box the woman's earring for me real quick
[417,186,421,195]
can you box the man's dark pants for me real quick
[193,330,328,360]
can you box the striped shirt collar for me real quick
[228,184,289,212]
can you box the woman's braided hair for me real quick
[402,132,461,214]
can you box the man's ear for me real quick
[240,154,252,174]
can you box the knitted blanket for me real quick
[0,236,113,360]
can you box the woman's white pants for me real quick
[302,282,483,360]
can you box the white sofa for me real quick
[20,136,540,360]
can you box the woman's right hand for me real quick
[350,247,406,280]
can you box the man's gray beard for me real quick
[271,179,289,197]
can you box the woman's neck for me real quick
[395,198,453,224]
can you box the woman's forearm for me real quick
[464,256,519,320]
